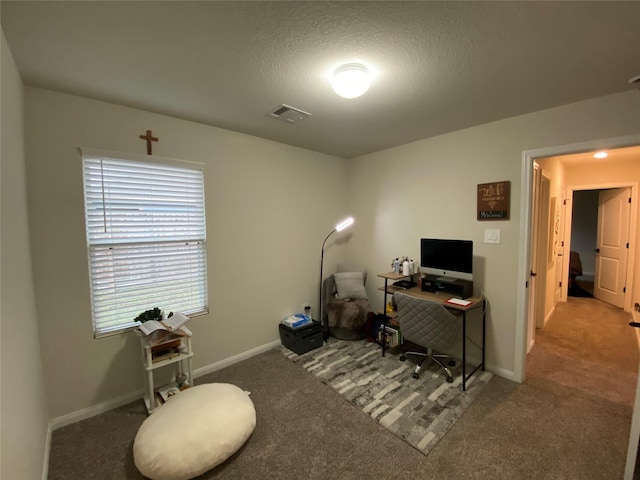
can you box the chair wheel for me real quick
[400,355,406,362]
[446,376,453,383]
[412,372,419,379]
[448,360,456,367]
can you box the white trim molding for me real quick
[516,133,640,385]
[50,339,282,430]
[41,423,52,480]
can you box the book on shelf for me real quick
[157,383,181,402]
[151,346,181,363]
[138,312,192,337]
[378,324,403,348]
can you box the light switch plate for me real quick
[484,228,501,244]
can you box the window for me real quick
[81,149,208,337]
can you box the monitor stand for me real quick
[437,276,458,283]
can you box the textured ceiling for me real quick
[2,1,640,158]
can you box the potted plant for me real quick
[134,307,162,323]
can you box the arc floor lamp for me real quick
[319,216,354,340]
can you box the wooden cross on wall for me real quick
[139,130,158,155]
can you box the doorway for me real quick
[517,136,640,479]
[568,190,598,297]
[569,188,632,306]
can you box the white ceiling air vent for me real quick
[267,104,311,124]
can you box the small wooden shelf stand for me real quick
[137,332,194,414]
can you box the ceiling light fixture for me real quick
[331,63,371,99]
[593,151,608,159]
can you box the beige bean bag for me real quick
[134,383,256,480]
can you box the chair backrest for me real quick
[394,292,462,351]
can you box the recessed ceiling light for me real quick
[593,151,608,159]
[331,63,371,99]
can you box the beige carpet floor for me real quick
[47,296,638,479]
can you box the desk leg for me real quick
[461,300,486,391]
[382,278,389,357]
[462,311,467,391]
[482,299,486,371]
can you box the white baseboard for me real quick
[50,389,145,430]
[543,305,556,328]
[49,338,513,433]
[462,357,517,383]
[50,339,282,430]
[485,364,517,382]
[41,422,52,480]
[193,340,281,378]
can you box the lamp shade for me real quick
[332,64,371,99]
[335,217,354,232]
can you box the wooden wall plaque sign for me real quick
[477,181,510,220]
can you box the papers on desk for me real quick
[445,297,472,307]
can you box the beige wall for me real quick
[1,32,51,479]
[24,87,349,418]
[12,54,640,425]
[346,91,640,378]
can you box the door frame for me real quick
[527,162,541,352]
[535,172,551,330]
[515,133,640,383]
[562,184,637,306]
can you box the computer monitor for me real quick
[420,238,473,281]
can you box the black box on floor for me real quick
[279,320,323,355]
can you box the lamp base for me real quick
[321,321,330,341]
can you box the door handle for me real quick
[594,248,600,253]
[530,271,537,277]
[629,322,640,328]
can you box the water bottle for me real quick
[409,259,415,275]
[393,258,400,274]
[402,259,410,276]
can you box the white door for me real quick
[527,163,541,352]
[535,175,551,329]
[553,187,567,303]
[594,188,631,308]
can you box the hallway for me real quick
[526,296,639,477]
[528,296,638,407]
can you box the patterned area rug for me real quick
[281,338,493,456]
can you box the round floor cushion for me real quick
[134,383,256,480]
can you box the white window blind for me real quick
[82,151,208,337]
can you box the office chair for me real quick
[394,292,463,383]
